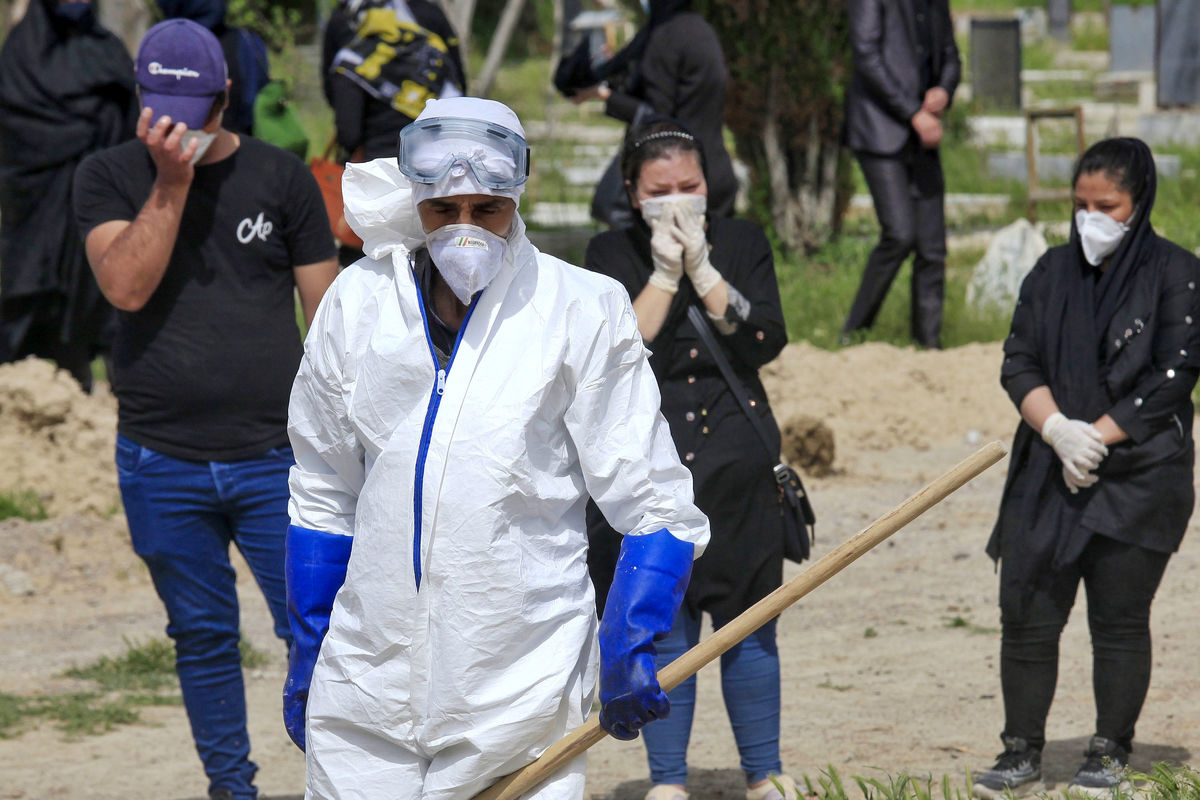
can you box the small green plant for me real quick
[943,616,1000,635]
[65,636,177,692]
[0,692,25,738]
[2,633,274,741]
[864,627,878,638]
[817,677,853,692]
[240,636,272,670]
[1129,762,1200,800]
[0,487,48,521]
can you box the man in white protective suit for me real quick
[283,95,712,800]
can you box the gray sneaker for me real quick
[1067,735,1131,797]
[971,736,1043,799]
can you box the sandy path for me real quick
[2,345,1197,800]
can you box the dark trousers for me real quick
[999,534,1171,753]
[843,144,947,348]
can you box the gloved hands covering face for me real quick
[647,206,684,294]
[1041,411,1108,493]
[673,199,723,297]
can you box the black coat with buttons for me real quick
[989,229,1200,620]
[583,216,789,621]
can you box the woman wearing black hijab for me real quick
[0,0,136,390]
[569,0,737,225]
[972,138,1200,799]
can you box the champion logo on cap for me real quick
[148,62,202,80]
[136,19,227,129]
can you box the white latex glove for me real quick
[675,201,723,297]
[647,208,684,294]
[1041,411,1108,485]
[1062,464,1100,495]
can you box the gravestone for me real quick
[1109,4,1156,73]
[970,18,1022,111]
[1047,0,1071,41]
[1157,0,1200,107]
[966,219,1048,313]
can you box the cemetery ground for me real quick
[3,345,1200,800]
[6,2,1200,797]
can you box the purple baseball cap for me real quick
[136,19,228,130]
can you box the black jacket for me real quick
[843,0,960,155]
[603,10,737,218]
[0,0,135,355]
[584,216,788,620]
[990,234,1200,619]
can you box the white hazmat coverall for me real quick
[287,157,710,800]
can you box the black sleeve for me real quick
[1000,255,1051,409]
[322,8,356,106]
[847,0,922,123]
[604,90,647,123]
[72,150,139,239]
[934,0,961,99]
[714,222,787,370]
[411,0,467,92]
[282,155,337,266]
[584,232,645,301]
[330,73,366,154]
[1107,253,1200,442]
[637,33,682,116]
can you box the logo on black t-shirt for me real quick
[237,211,274,244]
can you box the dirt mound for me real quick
[762,341,1018,459]
[0,357,119,517]
[780,414,836,476]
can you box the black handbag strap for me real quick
[686,305,791,487]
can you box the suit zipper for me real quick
[412,284,478,590]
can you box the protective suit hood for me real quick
[342,157,530,266]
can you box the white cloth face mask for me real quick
[1075,209,1131,266]
[181,129,218,165]
[639,193,706,225]
[426,223,508,305]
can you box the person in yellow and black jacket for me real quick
[321,0,466,160]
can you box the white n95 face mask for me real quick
[426,223,508,304]
[640,193,706,225]
[1075,209,1131,266]
[181,129,218,165]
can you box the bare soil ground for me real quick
[1,344,1197,800]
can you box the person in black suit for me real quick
[841,0,960,349]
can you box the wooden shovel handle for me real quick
[474,440,1008,800]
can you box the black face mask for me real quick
[53,1,97,31]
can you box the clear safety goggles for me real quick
[396,117,530,190]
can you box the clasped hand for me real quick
[1041,412,1108,494]
[647,201,722,296]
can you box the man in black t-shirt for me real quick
[72,19,337,800]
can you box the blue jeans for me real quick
[116,435,294,800]
[643,607,782,786]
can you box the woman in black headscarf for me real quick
[0,0,136,390]
[971,138,1200,800]
[566,0,737,227]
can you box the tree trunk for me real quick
[474,0,528,97]
[439,0,477,72]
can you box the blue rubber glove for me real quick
[598,528,694,740]
[283,525,352,751]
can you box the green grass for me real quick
[1,635,273,740]
[64,637,177,692]
[0,488,48,522]
[777,239,1011,350]
[783,761,1200,800]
